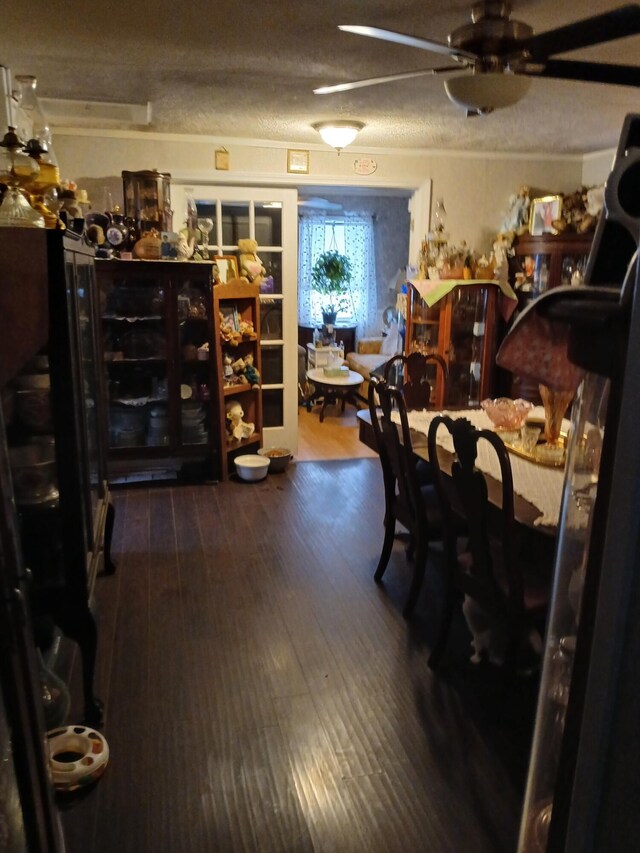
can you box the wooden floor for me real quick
[296,400,377,462]
[60,456,538,853]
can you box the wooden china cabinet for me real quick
[404,280,499,408]
[96,259,220,482]
[505,232,594,401]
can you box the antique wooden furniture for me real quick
[383,351,449,410]
[306,367,363,423]
[427,415,549,670]
[212,280,263,479]
[96,258,218,482]
[0,228,116,848]
[369,377,444,616]
[505,232,593,401]
[404,281,498,408]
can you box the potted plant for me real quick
[311,250,352,326]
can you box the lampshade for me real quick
[444,72,532,114]
[312,120,365,151]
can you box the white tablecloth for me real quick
[391,408,566,528]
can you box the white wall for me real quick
[582,149,616,187]
[55,129,585,259]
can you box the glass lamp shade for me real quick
[444,72,532,113]
[0,187,45,228]
[14,75,39,112]
[312,121,365,151]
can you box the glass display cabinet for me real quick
[0,227,114,850]
[121,168,172,234]
[507,233,593,402]
[510,233,593,298]
[96,259,218,482]
[404,280,498,408]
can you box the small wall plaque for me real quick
[353,157,377,176]
[215,148,229,170]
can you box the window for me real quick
[298,213,377,336]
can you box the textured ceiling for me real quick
[2,0,640,154]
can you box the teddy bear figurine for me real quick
[242,353,260,387]
[225,399,255,443]
[238,238,266,284]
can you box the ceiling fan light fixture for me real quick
[444,72,531,113]
[312,120,365,152]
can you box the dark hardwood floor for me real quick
[60,459,538,852]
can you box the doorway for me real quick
[296,186,413,460]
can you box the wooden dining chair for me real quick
[383,351,449,411]
[368,375,444,617]
[426,415,549,672]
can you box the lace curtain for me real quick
[298,212,377,338]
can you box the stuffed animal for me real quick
[238,238,266,284]
[230,357,250,384]
[242,353,260,387]
[225,399,255,442]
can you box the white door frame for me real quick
[172,182,299,453]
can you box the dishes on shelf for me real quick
[15,388,53,432]
[181,401,207,444]
[8,442,58,504]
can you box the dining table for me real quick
[358,405,565,564]
[393,407,566,529]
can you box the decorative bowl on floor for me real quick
[257,446,292,473]
[481,397,533,431]
[235,454,270,481]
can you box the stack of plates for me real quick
[109,405,147,448]
[147,404,169,446]
[181,402,207,445]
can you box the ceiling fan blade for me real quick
[338,25,477,62]
[314,66,464,95]
[519,58,640,88]
[519,5,640,61]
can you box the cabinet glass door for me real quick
[560,252,589,287]
[445,286,489,408]
[101,272,169,450]
[176,275,212,447]
[73,255,105,523]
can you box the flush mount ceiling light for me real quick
[443,72,532,116]
[312,120,365,152]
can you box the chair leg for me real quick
[374,515,396,581]
[428,533,459,668]
[428,572,456,669]
[403,534,428,617]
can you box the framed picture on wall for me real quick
[287,149,309,174]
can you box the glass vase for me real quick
[539,384,573,444]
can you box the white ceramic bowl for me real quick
[234,454,270,482]
[257,446,292,473]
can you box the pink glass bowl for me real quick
[481,397,534,431]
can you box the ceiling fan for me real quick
[314,2,640,115]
